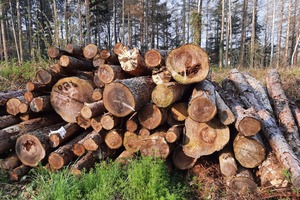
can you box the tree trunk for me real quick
[218,146,238,178]
[47,46,72,60]
[215,91,235,125]
[99,49,119,65]
[125,113,139,132]
[165,44,210,84]
[92,88,102,101]
[103,76,155,117]
[71,151,99,175]
[92,54,105,67]
[9,0,20,64]
[50,77,94,123]
[26,81,52,92]
[6,97,24,116]
[284,0,291,67]
[35,68,62,85]
[276,0,284,68]
[239,0,248,68]
[165,125,183,143]
[8,164,31,181]
[0,90,25,106]
[78,0,82,46]
[218,0,224,69]
[83,44,98,60]
[183,117,230,158]
[90,116,103,133]
[64,44,84,57]
[0,2,7,62]
[0,154,21,170]
[80,100,106,119]
[138,103,168,130]
[250,0,257,68]
[85,0,90,44]
[16,0,23,63]
[76,114,91,129]
[0,115,20,129]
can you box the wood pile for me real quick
[1,43,300,194]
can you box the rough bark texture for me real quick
[82,131,104,151]
[59,55,94,71]
[26,81,52,92]
[8,164,31,181]
[71,151,99,175]
[0,154,21,170]
[0,90,25,106]
[165,44,210,84]
[30,96,52,112]
[99,49,119,65]
[215,91,235,125]
[0,115,20,129]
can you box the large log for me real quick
[138,103,168,130]
[151,82,190,108]
[15,123,65,167]
[50,77,95,123]
[183,117,230,158]
[144,49,169,69]
[103,76,155,117]
[0,90,25,106]
[35,68,61,85]
[165,44,210,84]
[59,55,94,71]
[97,64,128,84]
[266,68,300,158]
[229,68,300,189]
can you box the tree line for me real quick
[0,0,299,68]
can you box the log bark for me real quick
[35,68,61,85]
[99,49,120,65]
[50,77,94,123]
[151,82,190,108]
[92,54,105,67]
[49,123,83,148]
[183,117,230,158]
[6,96,24,115]
[59,55,94,71]
[82,131,104,151]
[15,123,65,167]
[104,129,123,149]
[140,132,170,159]
[0,115,20,129]
[170,102,188,121]
[233,133,266,168]
[215,91,235,125]
[64,44,84,58]
[123,131,142,153]
[83,44,99,60]
[103,76,155,117]
[71,151,99,175]
[218,146,238,178]
[0,89,25,106]
[165,44,210,84]
[138,103,168,130]
[118,47,151,76]
[8,164,31,181]
[92,88,103,101]
[24,91,40,103]
[266,68,300,158]
[97,64,128,84]
[100,113,119,130]
[30,95,52,112]
[172,146,197,170]
[90,116,103,132]
[80,100,106,119]
[188,80,217,123]
[145,49,169,69]
[165,125,183,143]
[151,66,172,85]
[0,154,21,170]
[26,81,52,92]
[290,101,300,129]
[47,46,72,59]
[115,150,134,164]
[71,130,92,156]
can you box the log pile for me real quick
[1,42,300,195]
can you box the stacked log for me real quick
[1,43,300,195]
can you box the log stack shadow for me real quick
[1,43,300,198]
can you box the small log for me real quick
[100,113,119,130]
[257,152,288,188]
[97,64,128,84]
[71,151,99,175]
[6,96,24,115]
[93,69,105,88]
[80,100,106,119]
[8,164,31,181]
[59,55,94,71]
[165,125,183,143]
[83,44,99,60]
[138,127,151,137]
[18,102,29,113]
[30,95,52,112]
[118,47,151,76]
[82,131,104,151]
[188,81,217,123]
[113,42,125,56]
[0,154,21,170]
[145,49,169,69]
[183,117,230,158]
[35,68,61,85]
[49,123,83,148]
[99,49,120,65]
[76,114,91,129]
[165,44,210,84]
[151,66,172,85]
[64,44,84,57]
[47,46,72,59]
[290,101,300,129]
[0,115,20,129]
[218,146,238,178]
[172,146,197,170]
[50,77,94,123]
[103,76,156,117]
[92,54,105,67]
[15,123,65,167]
[71,130,93,156]
[0,89,25,106]
[26,81,52,92]
[48,132,90,170]
[151,82,190,108]
[138,103,168,130]
[92,88,103,101]
[125,112,139,132]
[24,91,40,103]
[123,131,142,153]
[140,131,170,159]
[170,102,188,121]
[233,133,266,168]
[90,116,103,132]
[115,150,134,164]
[104,129,123,149]
[266,68,300,158]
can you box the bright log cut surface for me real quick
[165,44,210,84]
[50,77,94,123]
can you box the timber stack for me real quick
[1,42,300,197]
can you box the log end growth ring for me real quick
[48,153,64,170]
[188,97,217,123]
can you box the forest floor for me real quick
[1,63,300,199]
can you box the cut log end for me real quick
[83,44,98,59]
[145,49,162,68]
[172,146,197,170]
[239,117,261,136]
[188,97,217,123]
[48,153,64,170]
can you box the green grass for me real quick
[24,156,192,200]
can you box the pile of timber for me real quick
[1,43,300,195]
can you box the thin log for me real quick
[170,102,188,121]
[90,116,103,132]
[145,49,169,69]
[82,131,104,151]
[76,114,91,129]
[71,151,99,175]
[290,101,300,129]
[97,64,128,84]
[165,125,183,143]
[123,131,142,153]
[8,164,31,181]
[80,100,106,119]
[26,81,52,92]
[266,68,300,158]
[59,55,94,71]
[103,76,155,117]
[92,88,103,101]
[71,130,93,156]
[24,91,40,103]
[215,91,236,125]
[151,82,190,108]
[83,44,99,60]
[99,49,120,65]
[0,154,21,170]
[183,117,230,158]
[172,146,197,170]
[115,150,134,164]
[64,44,84,57]
[0,89,25,106]
[100,113,119,130]
[47,46,72,59]
[92,54,105,67]
[188,80,217,123]
[49,123,83,148]
[151,66,172,85]
[104,129,123,149]
[165,44,210,84]
[50,77,94,123]
[138,103,168,130]
[0,115,20,129]
[113,42,125,56]
[30,95,52,112]
[18,102,29,113]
